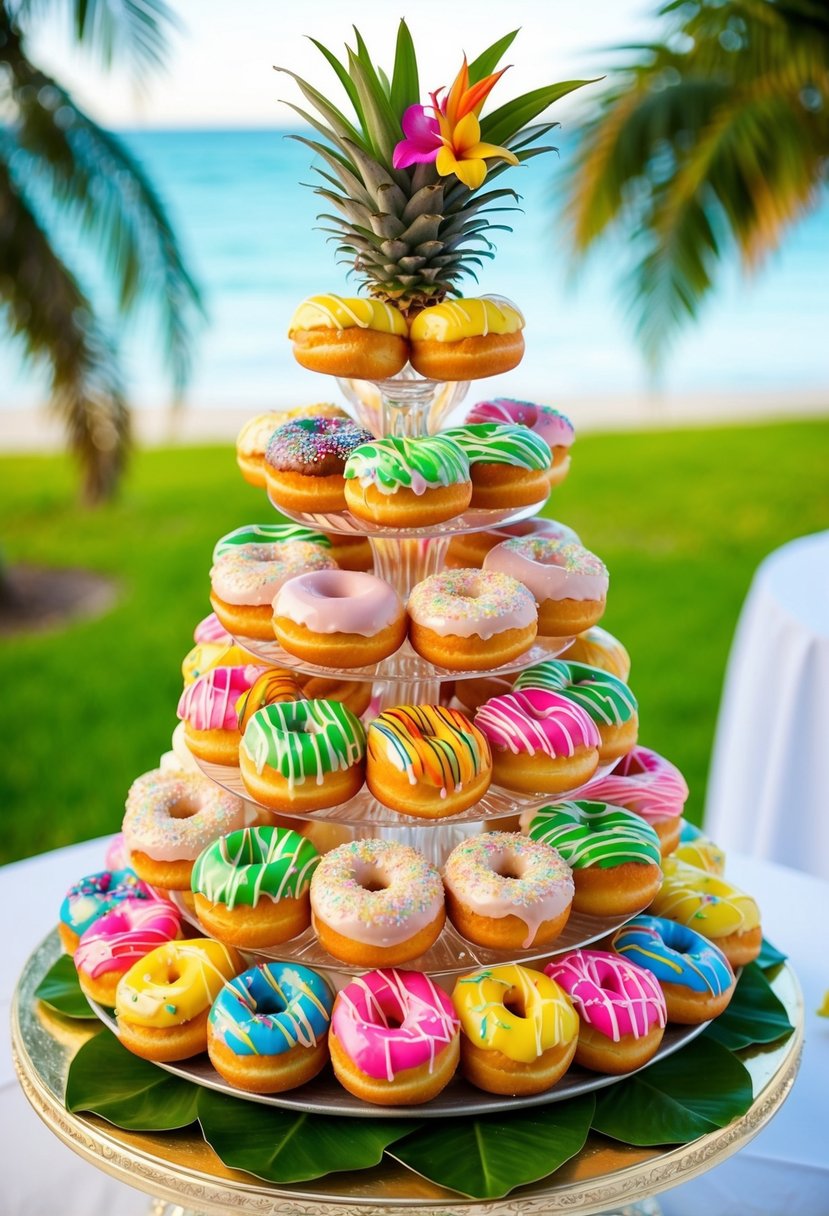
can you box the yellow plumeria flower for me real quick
[435,110,519,190]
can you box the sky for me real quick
[26,0,657,129]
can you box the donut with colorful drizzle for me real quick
[675,820,726,874]
[408,296,525,381]
[523,800,662,917]
[466,398,575,486]
[443,832,574,949]
[59,868,152,953]
[545,949,667,1074]
[191,825,320,948]
[264,415,376,513]
[115,938,243,1062]
[239,699,366,812]
[208,961,334,1093]
[344,434,472,527]
[561,625,631,682]
[649,857,762,967]
[452,963,578,1095]
[289,294,409,380]
[610,914,735,1023]
[366,704,492,818]
[483,536,609,636]
[330,968,460,1105]
[176,663,268,765]
[310,839,445,967]
[442,422,552,508]
[212,522,332,561]
[75,897,182,1005]
[474,687,600,794]
[407,568,538,671]
[514,659,638,763]
[272,569,407,668]
[579,746,689,855]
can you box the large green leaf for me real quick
[197,1088,419,1184]
[592,1035,753,1145]
[757,937,788,972]
[307,37,365,129]
[704,963,794,1052]
[390,20,420,117]
[468,30,521,82]
[34,955,95,1019]
[481,80,595,145]
[389,1096,594,1199]
[65,1030,200,1130]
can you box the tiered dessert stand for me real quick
[12,372,803,1214]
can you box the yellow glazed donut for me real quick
[649,858,762,967]
[409,296,525,381]
[235,411,286,487]
[561,626,631,683]
[289,294,409,379]
[452,963,578,1095]
[115,939,243,1061]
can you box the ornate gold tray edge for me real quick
[11,930,803,1216]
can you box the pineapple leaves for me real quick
[306,38,366,130]
[390,20,420,116]
[468,30,521,82]
[481,80,596,145]
[346,49,404,171]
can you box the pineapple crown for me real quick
[275,23,593,313]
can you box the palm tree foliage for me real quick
[565,0,829,363]
[0,0,202,500]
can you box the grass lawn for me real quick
[2,416,828,866]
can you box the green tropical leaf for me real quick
[16,0,178,79]
[346,48,402,167]
[307,36,365,128]
[197,1088,419,1184]
[33,954,95,1019]
[468,29,521,82]
[592,1035,753,1145]
[757,938,788,972]
[275,66,365,148]
[65,1030,200,1130]
[704,963,795,1052]
[390,19,419,116]
[389,1096,594,1199]
[481,80,595,145]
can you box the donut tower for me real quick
[71,23,763,1119]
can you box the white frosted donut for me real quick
[123,769,249,862]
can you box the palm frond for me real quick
[10,0,178,79]
[0,155,129,502]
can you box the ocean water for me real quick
[2,127,828,412]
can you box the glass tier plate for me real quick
[231,632,574,683]
[268,493,549,539]
[188,752,617,830]
[86,996,709,1118]
[167,891,637,980]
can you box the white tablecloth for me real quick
[705,531,829,880]
[2,838,828,1216]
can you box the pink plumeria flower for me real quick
[392,104,442,169]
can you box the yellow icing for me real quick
[452,963,578,1064]
[235,411,285,457]
[409,295,525,342]
[115,939,240,1028]
[651,858,760,937]
[181,641,251,685]
[674,834,726,875]
[289,294,408,336]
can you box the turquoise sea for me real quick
[2,128,828,411]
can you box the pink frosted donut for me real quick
[75,897,182,1001]
[193,612,231,645]
[407,568,538,671]
[177,664,267,732]
[272,569,406,666]
[330,969,460,1103]
[545,949,666,1073]
[484,538,609,636]
[474,688,600,793]
[104,833,130,871]
[467,399,575,449]
[580,746,689,854]
[211,541,336,609]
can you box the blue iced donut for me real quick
[610,914,735,1024]
[207,962,333,1093]
[59,867,151,952]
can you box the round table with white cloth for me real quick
[1,836,828,1216]
[705,530,829,880]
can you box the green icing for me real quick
[442,423,552,469]
[343,435,469,493]
[527,800,660,869]
[213,523,330,561]
[514,660,637,726]
[192,826,320,909]
[241,699,366,785]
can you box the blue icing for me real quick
[612,914,733,996]
[59,868,149,936]
[680,821,703,843]
[209,962,333,1056]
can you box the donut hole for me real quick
[356,864,389,894]
[166,965,180,983]
[503,986,528,1018]
[255,993,287,1016]
[169,796,201,820]
[493,855,523,881]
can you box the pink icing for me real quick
[467,399,575,448]
[210,541,336,607]
[484,538,608,603]
[176,664,267,732]
[491,517,580,546]
[331,969,459,1081]
[193,612,232,645]
[407,568,537,640]
[545,949,666,1041]
[273,569,403,637]
[75,898,181,980]
[104,833,130,871]
[475,688,600,758]
[580,746,689,823]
